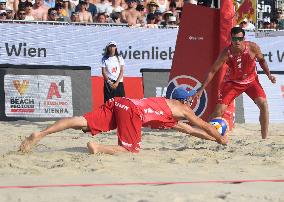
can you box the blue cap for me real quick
[172,87,196,100]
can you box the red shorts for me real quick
[114,98,142,153]
[83,100,116,136]
[218,77,266,105]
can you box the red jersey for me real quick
[129,97,178,129]
[224,42,257,84]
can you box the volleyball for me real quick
[209,117,228,136]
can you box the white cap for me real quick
[106,41,117,47]
[0,10,6,14]
[169,16,176,22]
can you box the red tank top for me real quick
[129,97,178,129]
[225,42,257,84]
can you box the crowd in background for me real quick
[0,0,283,30]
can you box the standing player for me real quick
[19,87,226,155]
[195,27,276,139]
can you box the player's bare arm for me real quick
[251,42,276,83]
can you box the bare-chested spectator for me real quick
[147,0,158,14]
[78,1,93,22]
[32,0,48,21]
[24,2,34,20]
[111,0,124,13]
[136,3,145,23]
[75,0,97,18]
[121,0,143,26]
[6,0,14,10]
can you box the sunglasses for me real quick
[0,13,6,16]
[231,36,244,42]
[19,12,26,15]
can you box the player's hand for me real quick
[268,75,276,84]
[217,136,227,145]
[193,88,203,100]
[111,82,119,90]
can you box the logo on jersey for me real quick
[166,75,208,117]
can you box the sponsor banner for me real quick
[243,74,284,123]
[246,32,284,72]
[0,24,177,77]
[0,24,283,75]
[5,75,73,117]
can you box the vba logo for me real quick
[166,75,208,117]
[13,80,29,96]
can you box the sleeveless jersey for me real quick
[225,42,257,84]
[129,97,178,129]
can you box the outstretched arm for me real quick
[173,121,216,141]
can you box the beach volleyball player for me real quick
[195,27,276,139]
[19,87,227,155]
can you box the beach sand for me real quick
[0,120,284,202]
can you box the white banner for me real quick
[4,74,73,118]
[243,74,284,123]
[0,24,178,77]
[0,24,283,76]
[246,32,284,72]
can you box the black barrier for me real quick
[140,68,245,123]
[0,65,91,121]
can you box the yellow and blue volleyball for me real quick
[209,117,228,136]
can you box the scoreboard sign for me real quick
[4,75,73,118]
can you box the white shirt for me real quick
[101,55,125,82]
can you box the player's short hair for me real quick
[231,27,245,37]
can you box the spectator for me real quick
[161,10,172,26]
[95,11,106,22]
[96,0,112,15]
[44,0,55,8]
[167,15,177,26]
[136,3,145,22]
[144,12,158,28]
[168,1,179,24]
[14,0,31,12]
[0,0,6,11]
[121,0,144,26]
[156,0,168,13]
[5,6,14,19]
[55,2,68,17]
[47,7,58,21]
[32,0,48,21]
[0,9,7,20]
[70,10,80,21]
[101,41,125,103]
[275,9,284,30]
[75,0,97,18]
[109,11,122,23]
[261,21,270,29]
[110,0,124,13]
[197,0,212,7]
[154,10,163,25]
[61,0,73,17]
[147,0,159,14]
[78,1,93,22]
[239,18,255,31]
[172,0,183,10]
[270,18,278,30]
[16,8,26,19]
[24,1,34,20]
